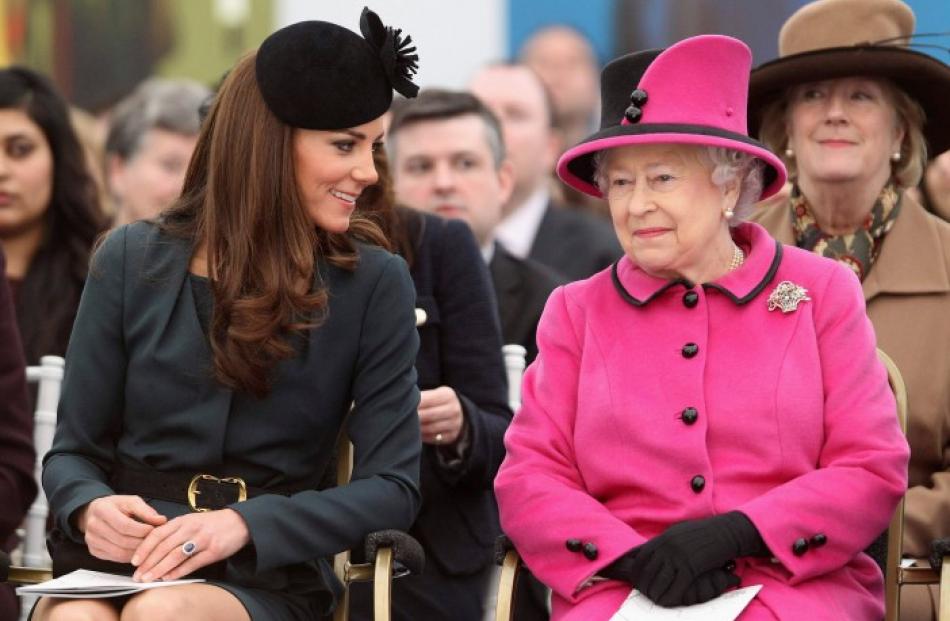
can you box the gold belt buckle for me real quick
[187,474,248,512]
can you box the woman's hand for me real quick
[131,508,251,582]
[678,568,741,606]
[78,495,167,563]
[628,512,765,606]
[600,546,740,607]
[419,386,464,445]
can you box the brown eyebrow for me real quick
[339,130,385,142]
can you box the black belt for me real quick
[111,465,315,512]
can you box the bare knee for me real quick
[120,589,191,621]
[119,584,248,621]
[32,597,120,621]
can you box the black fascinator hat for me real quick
[255,6,419,130]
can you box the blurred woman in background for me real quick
[749,3,950,616]
[0,67,107,365]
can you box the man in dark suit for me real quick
[470,63,622,282]
[389,89,563,364]
[0,250,37,620]
[489,244,564,364]
[388,89,559,620]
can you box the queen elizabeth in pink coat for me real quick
[494,35,909,620]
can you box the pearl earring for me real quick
[724,207,735,219]
[891,151,902,162]
[784,148,794,159]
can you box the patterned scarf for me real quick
[790,182,903,281]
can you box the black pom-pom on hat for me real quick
[255,7,420,130]
[359,7,420,98]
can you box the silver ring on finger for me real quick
[181,540,198,556]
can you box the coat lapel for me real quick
[489,243,525,338]
[751,195,949,302]
[138,227,233,429]
[862,196,950,302]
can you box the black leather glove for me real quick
[628,511,767,607]
[601,551,741,607]
[679,568,741,606]
[599,548,638,582]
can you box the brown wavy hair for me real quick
[161,52,387,397]
[356,149,418,268]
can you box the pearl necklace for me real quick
[729,244,745,271]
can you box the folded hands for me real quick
[77,495,251,582]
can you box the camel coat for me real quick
[752,195,950,558]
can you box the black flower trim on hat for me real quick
[360,7,420,98]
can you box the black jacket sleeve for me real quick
[418,218,512,489]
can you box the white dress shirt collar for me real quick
[493,187,550,260]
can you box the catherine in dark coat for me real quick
[43,221,421,618]
[0,249,37,621]
[36,13,424,621]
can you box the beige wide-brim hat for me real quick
[749,0,950,156]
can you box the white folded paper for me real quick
[16,570,205,599]
[610,585,762,621]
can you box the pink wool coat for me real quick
[495,222,909,620]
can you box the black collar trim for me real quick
[611,240,783,308]
[611,262,694,307]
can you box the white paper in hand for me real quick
[16,570,205,599]
[609,585,762,621]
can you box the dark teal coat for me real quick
[42,221,422,604]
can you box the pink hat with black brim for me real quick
[556,35,787,200]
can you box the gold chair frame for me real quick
[331,437,401,621]
[880,350,950,621]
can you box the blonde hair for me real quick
[757,78,927,188]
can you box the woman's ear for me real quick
[720,175,741,219]
[892,120,907,159]
[722,174,741,203]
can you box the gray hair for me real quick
[592,145,765,225]
[106,78,212,160]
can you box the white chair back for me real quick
[501,345,526,413]
[22,356,64,569]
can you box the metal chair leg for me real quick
[494,550,521,621]
[940,556,950,621]
[333,550,350,621]
[372,547,393,621]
